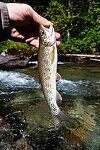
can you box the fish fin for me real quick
[56,91,62,102]
[53,110,68,130]
[56,73,61,81]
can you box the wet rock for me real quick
[0,116,4,127]
[5,113,27,132]
[0,48,33,69]
[16,137,28,150]
[29,127,74,150]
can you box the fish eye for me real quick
[41,30,44,36]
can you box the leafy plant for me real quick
[0,0,100,54]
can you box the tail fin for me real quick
[53,110,68,130]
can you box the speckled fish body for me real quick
[38,25,67,129]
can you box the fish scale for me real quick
[38,25,68,129]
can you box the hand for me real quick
[6,3,60,47]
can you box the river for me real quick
[0,62,100,150]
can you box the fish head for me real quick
[39,25,56,46]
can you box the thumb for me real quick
[37,15,53,28]
[31,9,53,27]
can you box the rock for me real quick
[16,137,28,150]
[0,116,5,127]
[0,48,33,69]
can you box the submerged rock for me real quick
[16,137,28,150]
[0,48,33,69]
[0,116,4,127]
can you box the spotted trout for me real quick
[38,25,67,129]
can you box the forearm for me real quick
[0,2,9,41]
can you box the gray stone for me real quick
[0,48,32,68]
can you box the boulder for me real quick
[0,48,33,69]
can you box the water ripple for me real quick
[0,71,99,97]
[57,79,100,96]
[0,70,40,89]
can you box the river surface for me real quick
[0,62,100,150]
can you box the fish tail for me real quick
[53,110,68,130]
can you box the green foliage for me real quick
[43,1,68,40]
[60,24,100,54]
[0,40,35,53]
[42,0,100,54]
[0,0,100,54]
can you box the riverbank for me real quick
[0,48,100,69]
[31,53,100,62]
[58,54,100,62]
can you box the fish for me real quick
[38,25,67,129]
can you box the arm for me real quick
[0,3,60,47]
[0,2,9,41]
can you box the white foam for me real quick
[0,70,40,89]
[57,79,100,96]
[58,79,76,86]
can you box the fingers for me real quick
[9,28,25,41]
[55,32,61,46]
[30,39,39,47]
[10,26,60,48]
[56,32,60,41]
[30,40,60,47]
[56,41,60,46]
[28,39,60,48]
[25,32,60,47]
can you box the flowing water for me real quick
[0,62,100,150]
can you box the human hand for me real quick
[6,3,60,47]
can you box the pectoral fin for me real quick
[56,73,61,81]
[56,91,62,102]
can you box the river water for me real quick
[0,62,100,150]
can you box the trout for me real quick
[38,25,67,129]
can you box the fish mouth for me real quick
[40,25,56,46]
[40,25,54,37]
[40,25,53,32]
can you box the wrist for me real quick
[0,2,10,41]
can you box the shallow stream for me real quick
[0,62,100,150]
